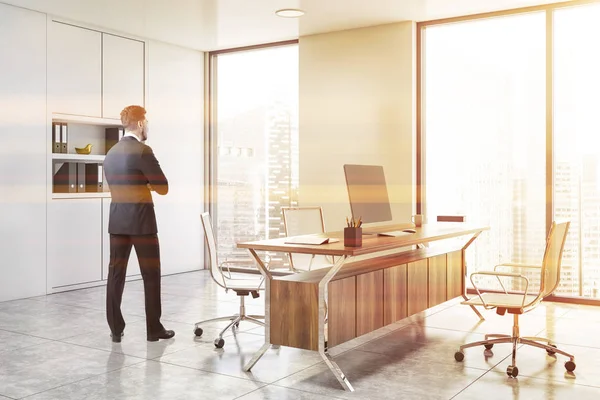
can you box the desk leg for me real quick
[462,233,485,321]
[319,350,354,392]
[244,249,272,372]
[318,255,354,392]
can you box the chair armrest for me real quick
[494,263,541,271]
[221,259,257,265]
[470,271,530,309]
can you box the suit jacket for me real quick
[103,136,168,235]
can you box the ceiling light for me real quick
[275,8,305,18]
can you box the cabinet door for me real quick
[102,34,145,119]
[328,277,356,347]
[407,259,428,315]
[101,199,141,279]
[47,199,102,288]
[447,251,463,299]
[428,255,447,308]
[384,263,408,325]
[48,21,102,117]
[356,270,384,336]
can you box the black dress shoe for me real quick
[110,332,124,343]
[147,329,175,342]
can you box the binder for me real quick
[84,163,103,192]
[105,127,124,153]
[98,164,104,192]
[53,162,77,193]
[60,123,68,153]
[52,123,61,153]
[76,162,86,192]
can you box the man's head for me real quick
[120,105,149,141]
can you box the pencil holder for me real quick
[344,227,362,247]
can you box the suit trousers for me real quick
[106,234,165,335]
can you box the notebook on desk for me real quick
[284,235,340,245]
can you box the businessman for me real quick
[103,105,174,343]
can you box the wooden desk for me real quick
[238,223,488,392]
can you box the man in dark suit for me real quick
[103,105,175,343]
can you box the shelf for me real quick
[52,192,111,199]
[52,153,105,163]
[52,113,121,127]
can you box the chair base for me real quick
[455,333,577,377]
[193,295,264,348]
[454,313,576,377]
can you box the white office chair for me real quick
[194,212,265,348]
[454,220,576,377]
[281,206,334,271]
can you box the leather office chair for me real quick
[454,220,576,377]
[281,206,334,271]
[194,212,265,348]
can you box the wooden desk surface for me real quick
[237,223,489,257]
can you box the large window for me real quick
[423,12,547,290]
[554,3,600,297]
[211,44,299,262]
[421,3,600,299]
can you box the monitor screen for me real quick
[343,164,393,224]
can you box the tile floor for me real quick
[0,270,599,399]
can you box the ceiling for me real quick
[5,0,573,51]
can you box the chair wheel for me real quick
[194,327,203,337]
[214,338,225,348]
[454,351,465,362]
[484,344,494,350]
[546,344,557,355]
[565,360,576,372]
[506,365,519,378]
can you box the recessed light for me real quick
[275,8,305,18]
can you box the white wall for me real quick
[298,22,417,232]
[0,2,206,301]
[147,41,205,275]
[0,3,47,301]
[1,0,210,50]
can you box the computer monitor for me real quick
[343,164,393,224]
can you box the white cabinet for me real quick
[48,21,102,117]
[0,4,47,302]
[48,22,145,119]
[47,199,102,289]
[102,34,145,119]
[101,199,141,279]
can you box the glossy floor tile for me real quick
[24,361,265,400]
[158,332,324,384]
[1,270,599,399]
[273,348,489,400]
[236,385,344,400]
[453,370,600,400]
[0,341,142,398]
[0,329,49,355]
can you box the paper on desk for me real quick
[284,235,340,245]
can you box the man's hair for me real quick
[120,105,146,131]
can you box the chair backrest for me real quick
[282,206,326,236]
[539,220,570,298]
[281,206,330,270]
[200,212,226,288]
